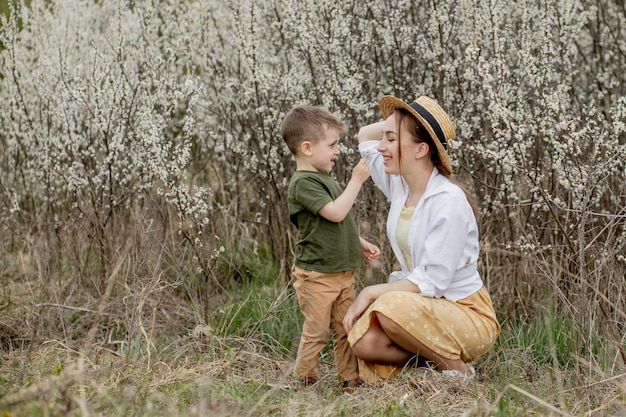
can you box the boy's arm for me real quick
[317,159,370,223]
[357,121,385,143]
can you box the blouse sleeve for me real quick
[358,140,392,199]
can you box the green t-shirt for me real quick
[288,170,363,273]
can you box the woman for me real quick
[343,95,500,382]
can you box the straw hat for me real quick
[379,95,456,174]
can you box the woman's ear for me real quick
[415,142,430,159]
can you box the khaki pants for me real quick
[292,265,359,382]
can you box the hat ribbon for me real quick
[409,101,447,149]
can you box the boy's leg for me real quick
[292,266,336,380]
[330,270,359,382]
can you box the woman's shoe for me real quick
[441,363,476,381]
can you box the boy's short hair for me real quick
[281,105,347,155]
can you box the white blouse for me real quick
[359,140,483,301]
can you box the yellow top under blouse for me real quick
[396,206,415,270]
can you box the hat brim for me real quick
[378,95,453,174]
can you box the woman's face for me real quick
[377,112,418,175]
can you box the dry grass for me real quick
[0,341,494,416]
[1,264,625,417]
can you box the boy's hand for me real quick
[360,237,381,263]
[351,159,371,184]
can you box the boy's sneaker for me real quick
[341,378,363,394]
[299,376,318,388]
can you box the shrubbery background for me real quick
[1,0,625,414]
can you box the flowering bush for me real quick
[0,0,624,356]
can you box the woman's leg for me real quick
[351,315,414,367]
[375,312,473,375]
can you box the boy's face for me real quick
[303,126,341,173]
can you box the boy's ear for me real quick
[300,140,313,156]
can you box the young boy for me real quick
[280,105,380,391]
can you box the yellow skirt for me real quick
[348,286,500,383]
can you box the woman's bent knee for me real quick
[351,339,367,359]
[351,334,373,359]
[351,331,384,360]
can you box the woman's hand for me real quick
[343,280,421,334]
[343,288,373,333]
